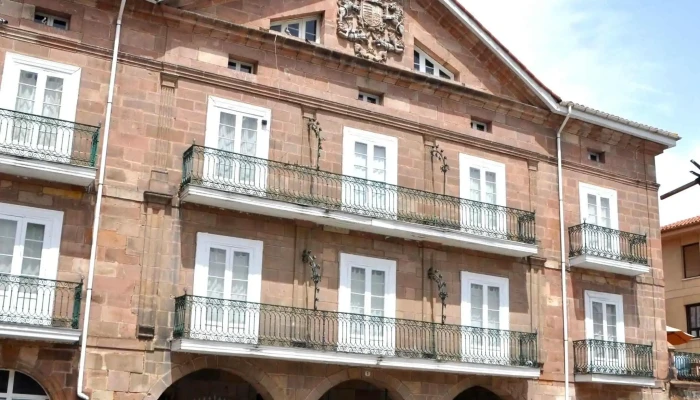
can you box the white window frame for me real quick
[34,11,70,30]
[459,154,506,206]
[270,16,320,43]
[358,91,381,105]
[342,127,398,215]
[470,121,488,132]
[460,271,509,329]
[584,291,624,341]
[192,233,263,342]
[578,183,618,229]
[0,52,81,121]
[227,58,255,74]
[414,47,454,80]
[338,253,397,354]
[0,202,63,280]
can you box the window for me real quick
[338,253,396,353]
[0,202,63,280]
[687,303,700,337]
[0,370,49,400]
[579,183,618,228]
[228,58,255,74]
[33,11,69,30]
[192,233,263,340]
[0,53,81,156]
[588,151,605,163]
[205,96,271,187]
[270,16,319,43]
[341,127,398,214]
[461,272,509,329]
[683,244,700,279]
[358,91,381,105]
[470,121,489,132]
[413,48,453,80]
[459,154,506,231]
[584,291,624,342]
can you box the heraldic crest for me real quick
[337,0,405,63]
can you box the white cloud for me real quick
[461,0,696,226]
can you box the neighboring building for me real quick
[662,216,700,398]
[0,1,678,400]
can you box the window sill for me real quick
[682,275,700,282]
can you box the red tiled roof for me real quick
[661,216,700,232]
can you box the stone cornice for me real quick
[0,27,659,191]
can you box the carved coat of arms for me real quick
[337,0,405,63]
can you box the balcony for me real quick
[573,339,654,386]
[674,352,700,382]
[171,295,540,378]
[568,223,649,276]
[0,108,99,186]
[0,273,82,343]
[179,145,537,256]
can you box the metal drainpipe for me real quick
[76,0,127,398]
[556,104,573,399]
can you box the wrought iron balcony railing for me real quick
[181,145,536,244]
[173,295,539,367]
[0,108,100,167]
[674,351,700,381]
[0,273,83,329]
[573,339,653,377]
[568,223,648,265]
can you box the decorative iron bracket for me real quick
[302,250,322,310]
[307,118,324,170]
[428,267,448,324]
[429,144,449,194]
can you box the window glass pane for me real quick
[270,24,282,32]
[286,22,300,37]
[42,76,64,118]
[413,51,420,71]
[52,19,68,30]
[230,280,247,301]
[350,267,365,314]
[21,223,45,276]
[606,304,617,340]
[424,59,434,75]
[372,146,386,182]
[592,301,604,339]
[587,194,598,224]
[0,370,8,393]
[439,69,450,79]
[487,286,499,329]
[470,283,483,327]
[207,248,226,298]
[0,219,18,274]
[218,112,236,152]
[367,96,377,104]
[304,19,317,42]
[353,142,368,179]
[12,371,46,395]
[600,197,611,227]
[469,167,481,201]
[485,171,497,204]
[15,70,38,113]
[683,244,700,278]
[240,64,253,74]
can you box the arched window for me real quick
[0,370,49,400]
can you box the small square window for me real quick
[471,121,489,132]
[33,11,70,30]
[358,91,381,105]
[228,57,255,74]
[588,151,605,163]
[270,16,320,43]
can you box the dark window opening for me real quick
[683,243,700,278]
[687,303,700,337]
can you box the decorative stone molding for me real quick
[337,0,405,63]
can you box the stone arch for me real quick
[0,359,67,400]
[302,368,415,400]
[146,355,286,400]
[440,377,523,400]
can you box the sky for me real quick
[461,0,700,226]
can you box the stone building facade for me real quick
[0,0,678,400]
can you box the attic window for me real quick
[228,57,255,74]
[358,91,381,105]
[414,48,453,80]
[34,11,69,30]
[270,16,320,43]
[588,151,605,163]
[471,121,489,132]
